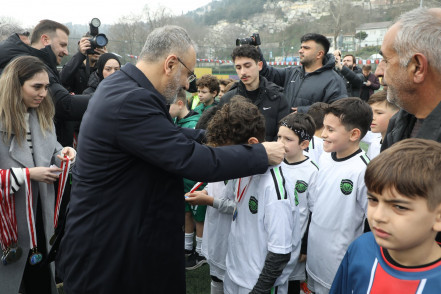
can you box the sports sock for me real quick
[185,232,194,251]
[195,236,203,255]
[210,280,224,294]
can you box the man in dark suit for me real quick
[57,25,285,294]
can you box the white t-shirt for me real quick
[282,158,319,281]
[306,136,324,164]
[226,164,301,290]
[366,133,382,160]
[306,150,369,289]
[201,181,234,280]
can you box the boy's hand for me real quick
[185,190,213,206]
[298,254,307,263]
[262,142,285,165]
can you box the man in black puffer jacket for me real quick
[0,20,91,147]
[219,45,289,141]
[259,33,347,113]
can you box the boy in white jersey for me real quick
[306,102,328,163]
[189,96,300,294]
[331,139,441,293]
[306,98,373,294]
[277,113,319,294]
[366,90,399,159]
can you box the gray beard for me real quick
[162,72,182,104]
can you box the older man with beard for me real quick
[56,25,285,294]
[378,7,441,151]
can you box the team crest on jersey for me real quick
[340,179,353,195]
[295,180,308,193]
[249,196,258,214]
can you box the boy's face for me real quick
[370,101,398,137]
[277,126,308,162]
[367,188,441,263]
[198,86,215,104]
[321,113,357,156]
[219,84,227,98]
[234,57,262,90]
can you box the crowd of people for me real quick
[0,6,440,294]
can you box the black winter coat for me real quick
[82,71,100,95]
[0,34,91,146]
[219,77,289,141]
[56,63,269,294]
[335,65,364,97]
[60,51,97,94]
[259,50,347,113]
[381,101,441,151]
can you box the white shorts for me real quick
[223,272,288,294]
[307,276,330,294]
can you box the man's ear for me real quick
[41,34,51,46]
[164,55,178,76]
[409,53,427,84]
[248,137,260,144]
[258,60,263,71]
[300,140,310,150]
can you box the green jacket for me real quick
[194,101,218,115]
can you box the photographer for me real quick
[334,51,364,97]
[60,34,107,94]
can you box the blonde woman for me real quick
[0,56,75,294]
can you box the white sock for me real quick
[195,236,203,255]
[210,280,224,294]
[185,232,194,251]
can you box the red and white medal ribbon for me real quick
[0,169,16,251]
[54,156,70,229]
[24,168,38,251]
[235,176,253,204]
[189,182,204,194]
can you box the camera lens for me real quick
[95,34,108,47]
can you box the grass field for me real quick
[186,263,211,294]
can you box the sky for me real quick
[1,0,212,28]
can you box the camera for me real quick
[236,33,261,46]
[86,18,108,55]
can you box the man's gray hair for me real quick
[394,8,441,73]
[139,25,195,62]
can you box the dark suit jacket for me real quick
[57,63,269,293]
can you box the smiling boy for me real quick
[330,138,441,293]
[306,98,372,294]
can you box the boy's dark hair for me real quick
[30,19,70,44]
[362,65,372,71]
[196,74,220,96]
[206,95,265,146]
[344,54,356,64]
[219,78,235,87]
[307,102,328,130]
[278,113,316,143]
[172,89,188,109]
[325,97,372,139]
[231,45,260,63]
[365,138,441,211]
[367,90,399,111]
[300,33,330,54]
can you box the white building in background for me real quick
[355,21,392,48]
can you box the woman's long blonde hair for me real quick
[0,56,55,145]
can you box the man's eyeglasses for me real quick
[177,57,196,83]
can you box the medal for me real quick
[233,176,253,221]
[54,156,71,229]
[29,248,43,265]
[3,244,22,264]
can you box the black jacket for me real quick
[60,51,97,94]
[259,49,347,113]
[381,101,441,151]
[82,71,100,95]
[335,65,363,97]
[0,34,91,146]
[56,63,269,294]
[219,77,289,141]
